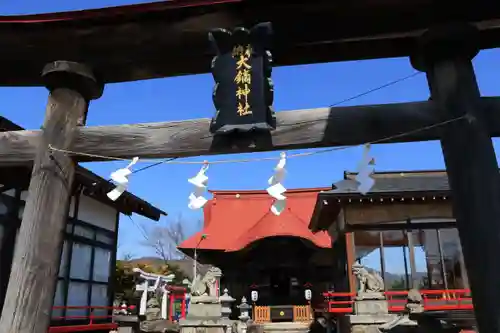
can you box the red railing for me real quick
[322,292,355,314]
[323,289,473,314]
[48,305,135,333]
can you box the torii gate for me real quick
[0,15,500,333]
[132,268,175,319]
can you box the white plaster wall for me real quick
[77,195,117,232]
[17,190,115,231]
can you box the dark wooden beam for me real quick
[411,24,500,333]
[1,1,500,85]
[345,221,456,232]
[1,97,500,164]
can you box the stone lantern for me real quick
[237,296,252,322]
[219,288,236,320]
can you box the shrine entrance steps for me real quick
[260,321,310,333]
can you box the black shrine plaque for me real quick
[270,305,294,322]
[208,22,275,135]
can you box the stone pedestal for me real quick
[349,292,397,333]
[180,268,235,333]
[350,291,420,333]
[179,323,227,333]
[187,303,222,321]
[180,296,226,333]
[186,296,222,321]
[353,292,388,315]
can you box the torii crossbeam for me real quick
[2,98,500,164]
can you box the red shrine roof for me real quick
[178,187,332,252]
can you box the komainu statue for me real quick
[352,263,385,293]
[191,267,221,297]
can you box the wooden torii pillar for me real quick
[0,61,103,333]
[411,25,500,333]
[0,25,500,333]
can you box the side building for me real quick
[309,170,475,331]
[0,116,166,331]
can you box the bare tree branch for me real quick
[121,252,135,261]
[136,214,193,261]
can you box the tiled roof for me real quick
[309,170,452,232]
[0,116,166,221]
[178,188,332,253]
[327,171,450,195]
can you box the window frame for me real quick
[0,190,22,312]
[350,222,469,292]
[57,218,115,322]
[1,189,119,327]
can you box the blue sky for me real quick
[2,1,500,273]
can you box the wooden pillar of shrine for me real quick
[0,61,103,333]
[331,236,348,293]
[411,25,500,333]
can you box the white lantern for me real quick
[304,289,312,301]
[251,290,259,302]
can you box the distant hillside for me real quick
[363,267,427,288]
[121,257,211,280]
[382,271,428,288]
[120,258,425,288]
[385,271,427,280]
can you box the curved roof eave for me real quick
[0,116,166,221]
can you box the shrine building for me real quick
[309,170,474,330]
[179,170,473,328]
[178,187,334,323]
[0,117,166,331]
